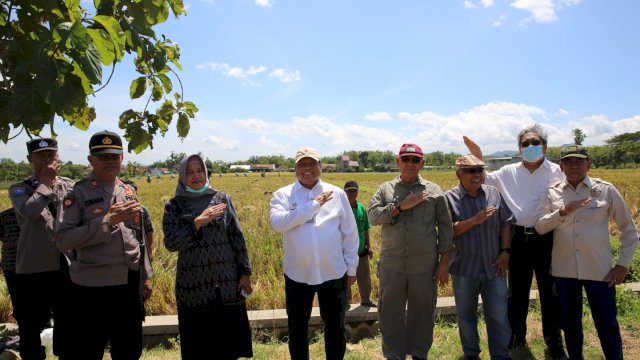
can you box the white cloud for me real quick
[197,62,267,80]
[269,68,301,83]
[258,136,288,152]
[481,0,495,7]
[464,1,477,9]
[255,0,273,8]
[204,135,240,150]
[510,0,557,23]
[364,112,392,122]
[556,108,571,116]
[233,118,270,132]
[492,15,506,27]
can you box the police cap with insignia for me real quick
[560,145,589,160]
[89,130,123,155]
[26,138,57,154]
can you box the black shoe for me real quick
[465,356,480,360]
[411,356,426,360]
[360,301,377,307]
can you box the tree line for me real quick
[1,132,638,182]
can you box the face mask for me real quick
[186,184,209,193]
[522,145,544,163]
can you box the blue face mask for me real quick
[522,145,544,163]
[185,184,209,193]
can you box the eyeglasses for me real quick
[520,139,542,148]
[461,167,485,174]
[400,157,422,164]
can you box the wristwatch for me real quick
[500,248,512,254]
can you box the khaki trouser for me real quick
[378,263,437,360]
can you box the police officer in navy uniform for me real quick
[8,138,74,360]
[55,131,153,360]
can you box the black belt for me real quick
[512,224,537,236]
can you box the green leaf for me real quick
[78,42,103,84]
[119,109,138,128]
[151,78,163,101]
[182,101,199,117]
[126,124,152,154]
[68,21,91,52]
[130,77,147,99]
[157,73,172,93]
[169,0,186,17]
[87,28,116,66]
[54,22,73,44]
[92,15,125,59]
[177,112,190,138]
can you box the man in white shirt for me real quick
[535,145,638,360]
[464,124,566,359]
[270,147,359,360]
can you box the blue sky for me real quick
[3,0,640,165]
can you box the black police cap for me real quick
[26,138,57,154]
[89,130,123,155]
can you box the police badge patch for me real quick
[590,188,601,197]
[10,187,26,196]
[63,196,76,209]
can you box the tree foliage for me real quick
[572,128,586,145]
[0,0,198,153]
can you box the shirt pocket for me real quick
[584,199,608,220]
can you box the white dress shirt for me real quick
[270,179,359,285]
[485,158,564,227]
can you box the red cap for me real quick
[398,143,423,157]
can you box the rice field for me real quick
[1,168,639,317]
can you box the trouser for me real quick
[346,255,373,304]
[452,274,511,359]
[378,263,436,360]
[2,269,18,317]
[556,277,622,360]
[12,267,66,360]
[65,270,143,360]
[285,274,348,360]
[508,226,563,349]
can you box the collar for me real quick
[88,172,119,189]
[517,157,553,171]
[561,175,592,190]
[457,183,486,199]
[395,174,426,187]
[293,178,323,192]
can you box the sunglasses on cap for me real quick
[400,157,422,164]
[461,167,485,174]
[521,139,542,148]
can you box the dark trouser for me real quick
[12,268,66,360]
[177,301,253,360]
[556,277,622,360]
[285,274,348,360]
[3,269,18,317]
[508,226,563,350]
[65,270,143,360]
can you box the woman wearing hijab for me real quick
[163,154,253,359]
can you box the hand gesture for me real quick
[400,191,429,211]
[143,279,153,301]
[471,206,496,226]
[195,203,227,229]
[314,191,334,206]
[105,201,142,225]
[40,158,60,187]
[463,136,484,161]
[560,197,591,216]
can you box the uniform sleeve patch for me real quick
[63,196,76,209]
[10,187,26,196]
